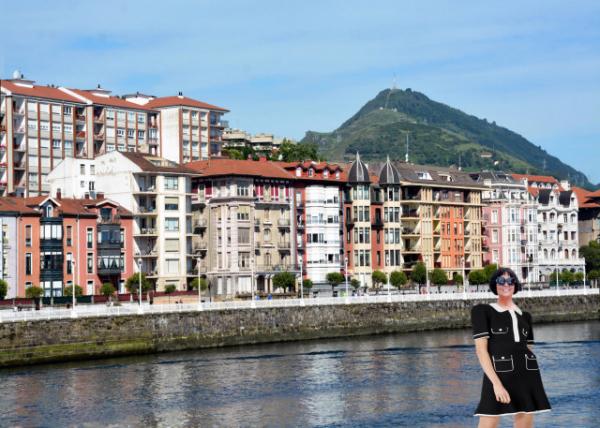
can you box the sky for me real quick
[1,0,599,182]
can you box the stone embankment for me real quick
[0,294,598,367]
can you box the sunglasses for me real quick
[496,277,514,286]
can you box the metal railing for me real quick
[0,288,596,324]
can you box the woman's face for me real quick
[496,272,515,297]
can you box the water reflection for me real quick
[0,321,598,427]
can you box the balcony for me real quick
[193,241,208,252]
[135,250,158,258]
[194,218,207,230]
[98,215,121,225]
[278,240,291,252]
[372,218,384,228]
[97,261,122,275]
[345,216,355,227]
[401,209,419,218]
[135,206,157,216]
[135,228,157,236]
[277,218,291,228]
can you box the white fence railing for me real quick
[0,288,597,324]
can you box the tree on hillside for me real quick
[278,140,321,162]
[125,273,152,294]
[371,270,387,294]
[273,271,296,293]
[326,272,344,296]
[390,271,408,293]
[0,279,8,300]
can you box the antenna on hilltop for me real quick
[384,74,398,109]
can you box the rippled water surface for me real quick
[0,321,598,427]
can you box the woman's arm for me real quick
[474,338,511,404]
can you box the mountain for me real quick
[301,88,594,188]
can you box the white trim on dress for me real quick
[474,409,551,417]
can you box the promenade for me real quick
[1,287,597,324]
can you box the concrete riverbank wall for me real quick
[0,294,598,367]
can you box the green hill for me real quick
[301,88,593,188]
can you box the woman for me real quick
[471,267,551,428]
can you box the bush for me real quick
[190,277,209,291]
[64,284,83,297]
[350,278,361,291]
[164,284,177,294]
[25,286,44,299]
[0,279,8,300]
[125,273,152,294]
[371,270,387,293]
[302,278,313,290]
[560,270,575,285]
[273,271,296,292]
[100,283,116,297]
[468,270,487,285]
[483,264,498,282]
[574,272,584,283]
[453,273,464,286]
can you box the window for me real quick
[137,114,145,124]
[238,228,250,244]
[89,181,95,191]
[52,139,61,149]
[137,130,145,139]
[25,225,32,246]
[87,253,93,274]
[237,183,250,197]
[90,165,95,175]
[164,197,179,210]
[25,253,32,275]
[80,164,85,175]
[127,129,135,138]
[80,180,85,188]
[491,210,498,224]
[66,226,72,246]
[64,106,72,115]
[165,238,180,252]
[87,228,94,248]
[41,223,62,240]
[353,249,371,267]
[492,229,499,244]
[165,218,179,232]
[166,259,179,274]
[164,176,178,190]
[117,128,125,137]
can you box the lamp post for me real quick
[71,259,77,318]
[425,255,430,295]
[555,225,560,296]
[461,256,467,299]
[250,257,255,308]
[344,256,349,302]
[196,256,203,310]
[138,258,143,313]
[583,263,587,295]
[299,256,304,302]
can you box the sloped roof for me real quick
[67,88,156,111]
[1,80,83,104]
[120,152,198,175]
[0,196,133,217]
[378,157,401,185]
[511,174,560,185]
[145,95,229,112]
[347,153,371,184]
[0,197,40,215]
[186,158,292,179]
[572,186,600,208]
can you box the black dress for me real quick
[471,303,551,417]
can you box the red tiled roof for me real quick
[67,88,156,111]
[0,197,40,215]
[146,95,229,112]
[119,152,198,175]
[527,186,540,197]
[572,186,600,209]
[186,158,293,179]
[1,81,83,104]
[275,161,348,182]
[511,174,559,185]
[0,196,131,217]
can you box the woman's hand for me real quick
[493,382,511,404]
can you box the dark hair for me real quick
[489,267,521,295]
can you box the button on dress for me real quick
[471,303,551,416]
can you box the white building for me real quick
[47,158,97,199]
[49,151,199,291]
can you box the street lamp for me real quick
[250,257,255,308]
[196,256,203,310]
[425,255,430,295]
[299,256,304,302]
[461,256,467,299]
[555,225,561,296]
[138,258,143,312]
[344,256,349,302]
[70,259,77,318]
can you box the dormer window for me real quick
[44,205,52,217]
[335,171,340,179]
[308,168,314,177]
[416,171,432,180]
[296,167,302,177]
[323,170,329,178]
[439,174,453,182]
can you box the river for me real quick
[0,320,598,427]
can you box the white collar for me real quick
[490,302,522,316]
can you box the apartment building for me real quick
[222,129,285,155]
[186,158,298,296]
[0,195,134,298]
[343,156,485,283]
[279,161,345,289]
[513,174,585,280]
[473,172,539,283]
[572,186,600,246]
[49,151,198,291]
[126,93,229,163]
[1,73,228,197]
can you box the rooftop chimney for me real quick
[96,192,105,200]
[56,189,62,200]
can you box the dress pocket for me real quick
[492,355,514,372]
[525,354,539,371]
[491,326,509,335]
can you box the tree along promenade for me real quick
[0,287,597,324]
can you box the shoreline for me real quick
[0,294,598,368]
